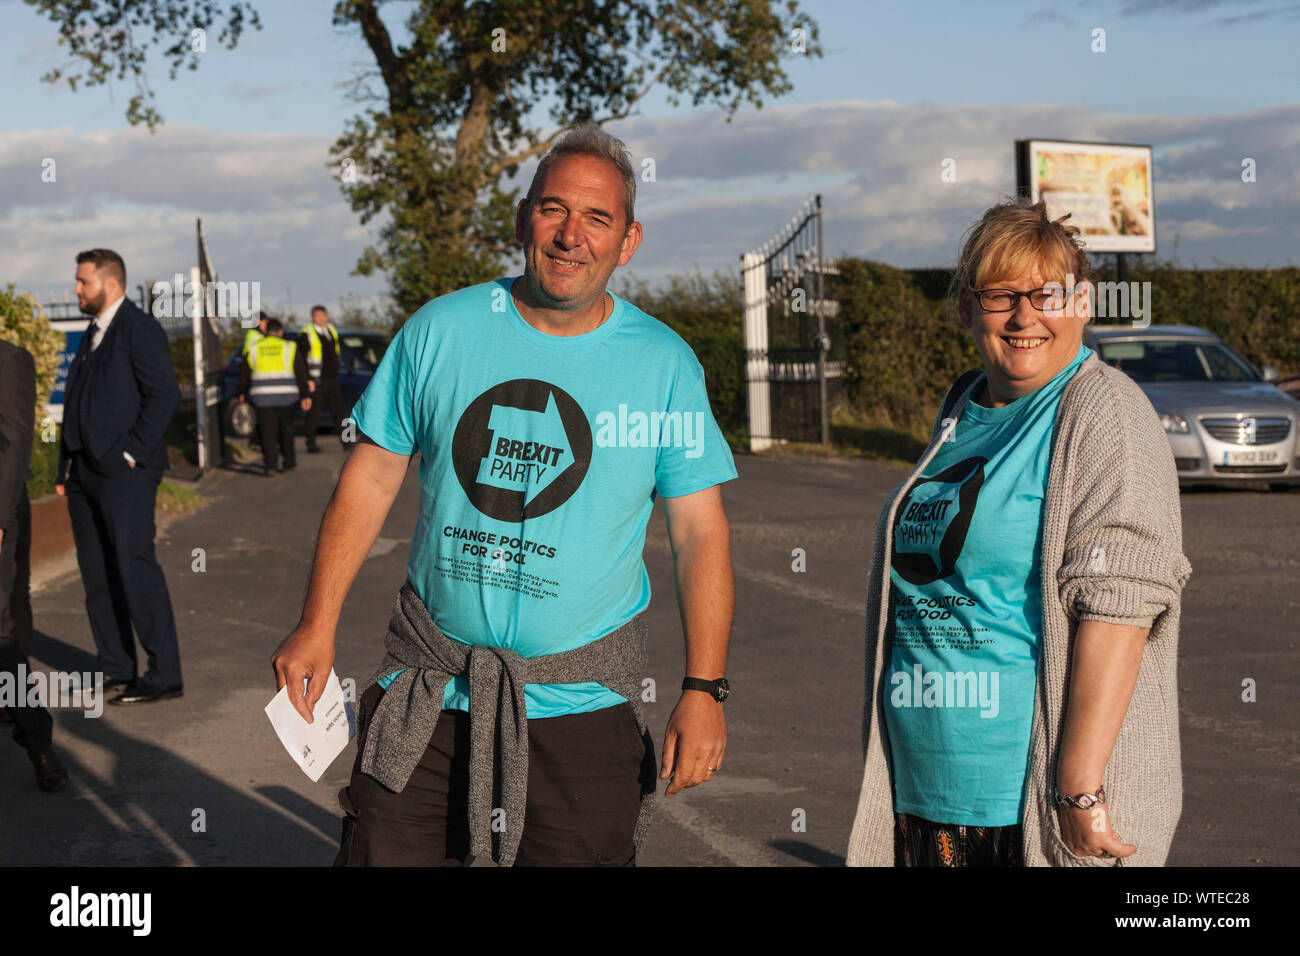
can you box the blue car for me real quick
[221,328,390,439]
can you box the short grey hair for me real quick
[526,123,636,228]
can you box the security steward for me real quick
[240,311,271,357]
[234,312,273,457]
[299,305,344,453]
[238,319,310,476]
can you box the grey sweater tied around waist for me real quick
[358,581,654,866]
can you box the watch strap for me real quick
[682,677,728,701]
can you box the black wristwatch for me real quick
[682,677,729,702]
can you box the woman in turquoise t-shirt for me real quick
[855,198,1191,866]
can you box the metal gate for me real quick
[740,195,842,450]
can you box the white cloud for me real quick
[3,99,1298,311]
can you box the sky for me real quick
[2,0,1298,318]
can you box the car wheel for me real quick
[227,398,256,439]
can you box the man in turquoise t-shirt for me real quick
[272,123,738,866]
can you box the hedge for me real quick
[619,260,1300,449]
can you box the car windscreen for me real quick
[339,335,389,372]
[1095,339,1260,383]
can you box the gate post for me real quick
[190,264,208,473]
[741,251,772,451]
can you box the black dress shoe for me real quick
[108,679,184,705]
[28,747,69,792]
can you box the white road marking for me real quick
[125,801,197,867]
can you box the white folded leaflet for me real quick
[265,669,356,782]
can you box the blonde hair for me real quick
[951,197,1091,314]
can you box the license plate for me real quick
[1224,448,1281,465]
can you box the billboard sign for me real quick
[46,318,90,424]
[1016,139,1156,253]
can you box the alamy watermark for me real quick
[0,666,104,718]
[149,273,261,326]
[1043,273,1152,328]
[594,405,707,459]
[889,663,1000,719]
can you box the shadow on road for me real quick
[2,633,337,866]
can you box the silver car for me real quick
[1083,325,1300,489]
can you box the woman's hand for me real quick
[1055,802,1137,860]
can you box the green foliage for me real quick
[169,334,195,387]
[833,258,979,436]
[27,429,60,499]
[330,0,822,318]
[835,257,1300,443]
[617,271,747,446]
[32,0,821,323]
[556,261,1300,457]
[24,0,261,128]
[1090,258,1300,376]
[0,284,65,424]
[157,481,206,514]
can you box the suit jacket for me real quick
[0,340,36,534]
[57,298,180,481]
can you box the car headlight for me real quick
[1159,412,1189,434]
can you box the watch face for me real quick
[716,679,729,701]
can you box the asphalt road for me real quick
[3,444,1296,866]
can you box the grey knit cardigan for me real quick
[846,353,1193,867]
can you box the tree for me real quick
[0,286,66,423]
[24,0,261,129]
[28,0,821,316]
[332,1,821,316]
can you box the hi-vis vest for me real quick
[305,323,340,379]
[241,327,265,357]
[248,337,299,408]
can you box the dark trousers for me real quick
[66,456,182,687]
[335,685,653,866]
[8,488,32,657]
[255,403,295,470]
[304,378,343,449]
[2,489,53,752]
[894,812,1024,867]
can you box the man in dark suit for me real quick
[56,249,183,705]
[0,339,68,790]
[299,306,344,452]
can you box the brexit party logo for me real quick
[891,457,986,585]
[452,379,592,522]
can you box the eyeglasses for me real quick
[969,286,1067,313]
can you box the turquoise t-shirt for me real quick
[354,278,738,719]
[884,344,1090,826]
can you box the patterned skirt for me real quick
[894,812,1023,867]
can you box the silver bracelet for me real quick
[1053,785,1107,810]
